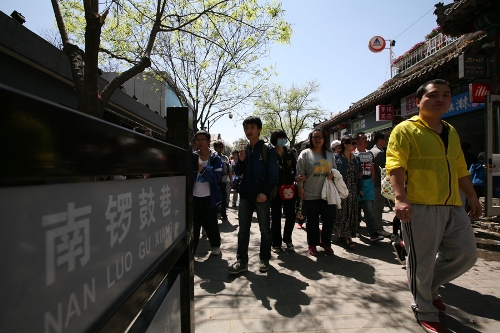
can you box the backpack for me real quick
[261,142,279,199]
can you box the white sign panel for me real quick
[401,93,418,117]
[0,177,186,333]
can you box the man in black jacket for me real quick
[228,117,279,274]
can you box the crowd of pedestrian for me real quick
[191,79,485,333]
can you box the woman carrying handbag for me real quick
[270,130,298,253]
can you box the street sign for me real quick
[368,36,386,53]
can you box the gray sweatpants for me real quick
[402,204,477,322]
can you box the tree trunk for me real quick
[82,14,104,118]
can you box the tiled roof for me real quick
[435,0,499,37]
[318,31,487,130]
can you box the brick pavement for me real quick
[194,204,500,333]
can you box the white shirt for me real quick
[193,158,211,197]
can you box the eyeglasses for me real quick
[312,136,324,140]
[195,138,208,143]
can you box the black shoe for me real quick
[392,240,407,265]
[369,232,384,242]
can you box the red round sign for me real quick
[368,36,386,53]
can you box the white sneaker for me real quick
[211,247,221,256]
[378,229,392,237]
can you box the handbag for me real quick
[279,184,296,200]
[380,167,396,201]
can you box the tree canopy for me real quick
[253,80,325,146]
[53,0,292,131]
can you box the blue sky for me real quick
[1,0,448,144]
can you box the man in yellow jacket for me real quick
[386,79,482,333]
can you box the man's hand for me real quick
[395,198,412,223]
[467,196,482,221]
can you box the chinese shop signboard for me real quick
[375,105,394,121]
[401,93,418,117]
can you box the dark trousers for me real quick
[218,181,228,217]
[303,199,336,246]
[271,195,296,247]
[193,196,220,254]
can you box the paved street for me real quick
[194,205,500,333]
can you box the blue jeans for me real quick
[303,199,336,246]
[271,195,296,246]
[237,198,272,264]
[359,200,377,234]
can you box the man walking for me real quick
[354,132,384,242]
[214,140,230,220]
[386,79,481,333]
[228,116,278,274]
[370,131,392,237]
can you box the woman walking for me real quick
[333,135,362,250]
[296,128,337,256]
[270,130,298,252]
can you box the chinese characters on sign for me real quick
[442,91,485,119]
[42,203,92,286]
[401,93,418,117]
[0,177,186,333]
[376,105,394,121]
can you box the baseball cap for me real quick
[330,140,341,149]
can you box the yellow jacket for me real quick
[386,115,469,206]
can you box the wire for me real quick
[392,6,435,41]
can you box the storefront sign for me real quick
[0,177,186,332]
[459,54,486,79]
[352,111,391,134]
[376,105,394,121]
[400,93,418,117]
[442,91,485,119]
[469,83,491,103]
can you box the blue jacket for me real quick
[334,153,363,194]
[192,150,222,208]
[469,162,485,187]
[235,140,279,201]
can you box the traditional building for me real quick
[313,0,499,156]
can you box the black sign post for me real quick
[0,84,194,332]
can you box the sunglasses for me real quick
[345,140,357,145]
